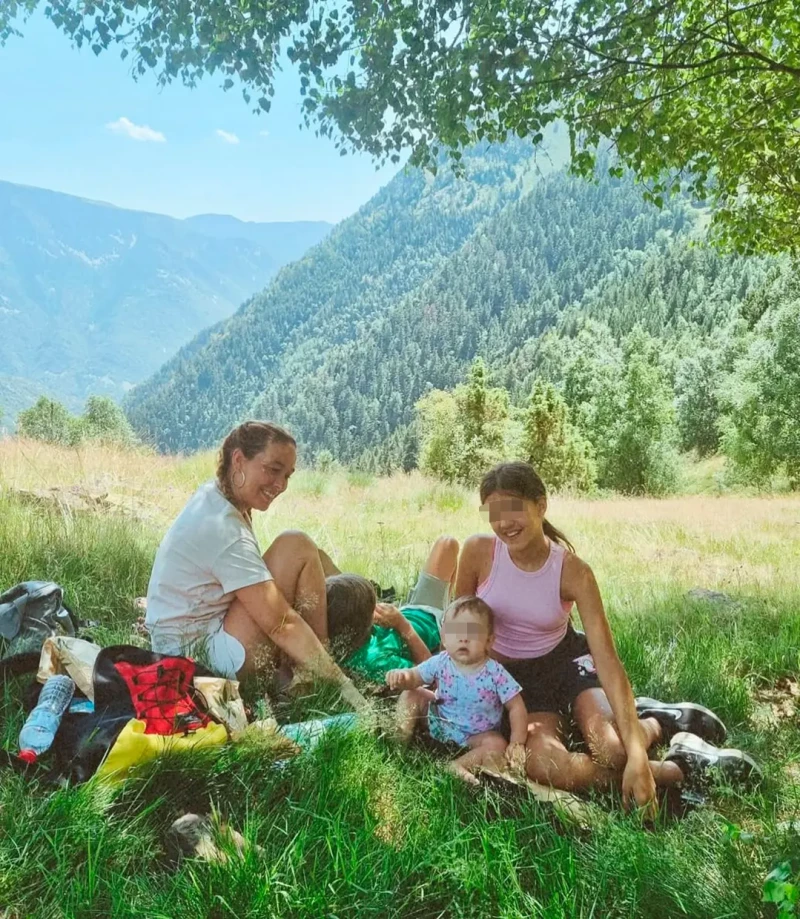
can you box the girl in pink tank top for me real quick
[453,461,739,812]
[477,536,573,658]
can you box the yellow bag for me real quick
[96,718,228,782]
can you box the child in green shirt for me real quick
[324,537,459,684]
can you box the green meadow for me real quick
[0,439,798,918]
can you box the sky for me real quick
[0,12,400,224]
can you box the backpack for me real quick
[2,645,229,784]
[0,581,79,657]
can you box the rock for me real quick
[166,813,262,865]
[686,588,739,608]
[9,485,153,523]
[478,767,602,829]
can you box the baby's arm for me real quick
[504,693,529,773]
[385,666,425,691]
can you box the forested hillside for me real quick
[0,181,330,414]
[123,135,571,451]
[127,132,776,468]
[252,169,763,465]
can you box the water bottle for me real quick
[18,675,75,763]
[278,713,358,751]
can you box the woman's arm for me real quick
[373,604,432,665]
[564,555,656,808]
[236,580,366,709]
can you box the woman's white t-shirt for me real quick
[145,481,272,652]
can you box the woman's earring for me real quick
[234,470,246,488]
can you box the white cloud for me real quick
[216,129,240,145]
[259,130,270,138]
[106,116,166,143]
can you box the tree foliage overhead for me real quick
[3,1,799,252]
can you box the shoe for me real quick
[665,731,760,785]
[635,697,727,745]
[369,581,398,603]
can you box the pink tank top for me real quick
[477,537,573,659]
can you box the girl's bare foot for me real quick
[446,761,480,785]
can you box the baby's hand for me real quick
[385,668,414,691]
[506,742,527,776]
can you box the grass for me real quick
[1,438,799,917]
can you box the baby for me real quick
[386,596,528,782]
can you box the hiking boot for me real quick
[635,697,727,745]
[665,731,760,785]
[369,581,398,603]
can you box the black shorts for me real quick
[502,627,601,716]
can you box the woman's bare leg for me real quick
[222,596,280,677]
[317,547,340,577]
[220,530,328,679]
[263,530,328,642]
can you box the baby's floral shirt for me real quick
[416,651,522,746]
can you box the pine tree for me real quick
[455,358,509,486]
[604,328,680,494]
[522,380,596,492]
[721,290,800,488]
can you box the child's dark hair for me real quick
[326,574,377,660]
[479,461,574,552]
[442,595,495,633]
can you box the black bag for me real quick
[0,581,78,657]
[1,646,217,784]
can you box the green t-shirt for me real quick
[344,607,441,683]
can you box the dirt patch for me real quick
[753,677,799,730]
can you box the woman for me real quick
[455,462,755,810]
[145,420,365,710]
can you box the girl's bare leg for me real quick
[422,536,460,588]
[525,705,683,792]
[572,689,684,786]
[449,730,508,783]
[394,688,436,742]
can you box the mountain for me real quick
[0,375,60,429]
[125,134,765,461]
[184,215,332,267]
[124,132,572,450]
[0,180,331,416]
